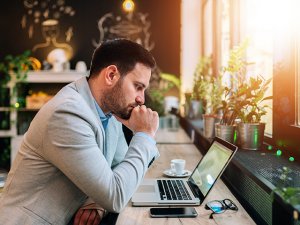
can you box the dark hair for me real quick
[89,39,156,78]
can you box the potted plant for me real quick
[0,50,32,109]
[216,40,272,149]
[146,72,180,128]
[214,41,248,143]
[235,75,272,150]
[184,92,192,118]
[188,56,212,119]
[203,75,224,139]
[220,39,249,125]
[215,85,237,143]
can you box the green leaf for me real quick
[160,73,181,90]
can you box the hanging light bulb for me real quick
[122,0,135,13]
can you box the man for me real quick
[0,39,159,225]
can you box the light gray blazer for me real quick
[0,77,158,225]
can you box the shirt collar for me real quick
[94,99,112,120]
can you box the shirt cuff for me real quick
[134,132,159,168]
[134,132,156,145]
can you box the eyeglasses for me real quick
[205,199,238,219]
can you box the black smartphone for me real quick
[149,207,198,218]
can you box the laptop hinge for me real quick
[187,180,201,198]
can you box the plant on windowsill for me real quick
[203,74,224,139]
[215,40,249,143]
[188,56,212,119]
[184,91,192,117]
[146,72,180,116]
[218,39,249,126]
[146,72,180,129]
[216,40,272,148]
[215,85,238,143]
[234,75,272,149]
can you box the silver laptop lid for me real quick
[187,137,237,202]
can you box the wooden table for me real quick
[116,144,256,225]
[155,127,193,144]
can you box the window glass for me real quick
[203,0,213,57]
[220,0,230,68]
[240,0,274,135]
[220,0,231,89]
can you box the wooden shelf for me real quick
[0,107,11,111]
[2,70,86,166]
[0,130,14,137]
[26,70,87,83]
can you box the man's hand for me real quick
[73,203,106,225]
[115,105,159,138]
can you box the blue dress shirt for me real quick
[93,100,156,145]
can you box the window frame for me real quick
[272,29,300,159]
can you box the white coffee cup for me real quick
[170,159,186,175]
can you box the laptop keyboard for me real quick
[157,180,192,200]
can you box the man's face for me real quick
[102,63,151,119]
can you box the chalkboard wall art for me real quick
[0,0,180,76]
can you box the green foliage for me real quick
[147,73,180,116]
[220,76,272,124]
[190,56,225,116]
[206,75,224,115]
[0,50,31,87]
[224,39,249,86]
[0,112,10,129]
[219,40,249,125]
[219,86,236,125]
[0,138,11,170]
[160,73,180,90]
[184,92,192,105]
[235,76,272,123]
[220,40,272,124]
[272,167,300,208]
[192,56,212,100]
[147,89,165,116]
[0,51,31,108]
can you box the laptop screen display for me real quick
[189,141,233,197]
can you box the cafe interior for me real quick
[0,0,300,225]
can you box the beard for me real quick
[101,79,137,120]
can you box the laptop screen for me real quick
[188,138,236,199]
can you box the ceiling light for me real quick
[122,0,135,13]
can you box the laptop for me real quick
[131,137,237,206]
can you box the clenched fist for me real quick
[115,105,159,138]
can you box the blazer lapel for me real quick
[73,77,106,148]
[104,118,119,166]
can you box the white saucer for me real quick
[163,169,192,178]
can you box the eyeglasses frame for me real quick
[205,198,238,219]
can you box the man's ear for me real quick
[104,65,119,85]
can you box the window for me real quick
[216,0,300,159]
[239,0,274,136]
